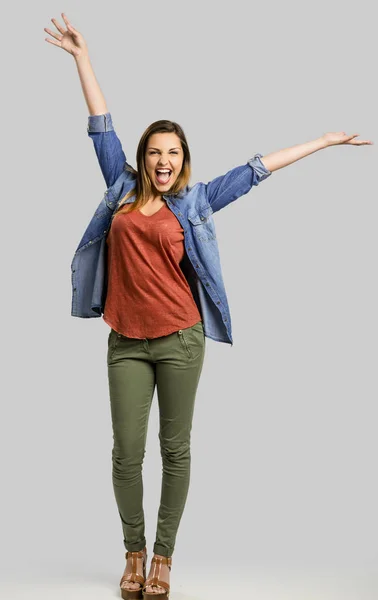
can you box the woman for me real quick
[44,12,373,600]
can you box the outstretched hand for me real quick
[44,13,88,59]
[322,132,373,147]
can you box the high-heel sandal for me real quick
[120,546,148,600]
[142,555,172,600]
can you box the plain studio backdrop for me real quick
[1,1,377,599]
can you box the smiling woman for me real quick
[145,134,184,191]
[112,120,192,219]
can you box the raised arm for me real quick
[259,131,373,173]
[44,13,128,188]
[205,131,373,214]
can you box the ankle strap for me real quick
[151,556,172,569]
[125,546,147,560]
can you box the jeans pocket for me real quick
[178,322,204,359]
[190,321,205,350]
[108,329,121,361]
[177,329,193,358]
[191,320,204,334]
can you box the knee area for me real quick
[159,440,191,463]
[112,445,145,472]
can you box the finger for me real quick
[45,37,62,48]
[348,139,370,145]
[51,17,65,35]
[44,27,62,41]
[61,13,77,32]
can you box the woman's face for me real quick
[145,132,184,194]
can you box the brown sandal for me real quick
[120,547,148,600]
[142,555,172,599]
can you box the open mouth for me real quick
[155,169,172,184]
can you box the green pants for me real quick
[107,320,206,558]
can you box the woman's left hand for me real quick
[322,132,373,147]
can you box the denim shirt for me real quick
[71,112,272,346]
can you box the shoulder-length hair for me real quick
[114,119,191,217]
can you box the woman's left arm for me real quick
[259,132,373,173]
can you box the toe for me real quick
[146,584,165,593]
[122,582,140,590]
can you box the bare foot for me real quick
[121,547,147,592]
[144,554,171,595]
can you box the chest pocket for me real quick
[188,205,216,242]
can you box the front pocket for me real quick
[191,320,204,333]
[178,330,193,358]
[188,321,205,349]
[108,329,121,361]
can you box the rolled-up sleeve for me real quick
[247,153,272,182]
[87,112,127,188]
[87,112,114,133]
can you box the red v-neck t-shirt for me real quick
[103,202,202,339]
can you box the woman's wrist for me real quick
[318,135,331,149]
[74,51,90,63]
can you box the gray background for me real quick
[1,1,377,599]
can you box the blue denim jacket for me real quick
[71,112,272,346]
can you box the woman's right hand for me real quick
[44,13,88,59]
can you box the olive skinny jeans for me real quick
[107,320,206,557]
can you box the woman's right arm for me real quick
[44,13,128,188]
[76,53,127,188]
[74,53,108,116]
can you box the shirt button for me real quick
[216,301,220,305]
[178,330,182,334]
